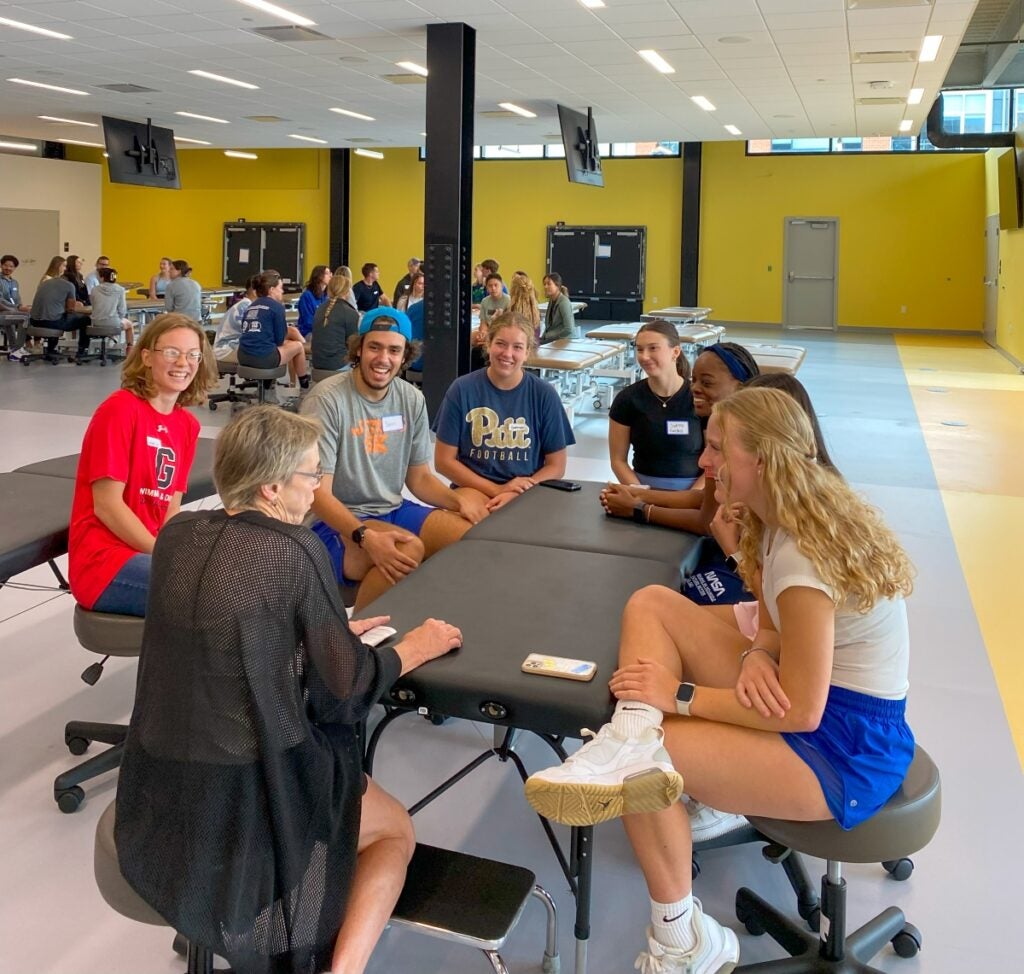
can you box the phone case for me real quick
[539,479,581,492]
[521,653,597,681]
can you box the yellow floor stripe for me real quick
[896,334,1024,767]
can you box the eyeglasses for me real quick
[153,347,203,363]
[293,468,324,487]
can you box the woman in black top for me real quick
[312,270,361,371]
[608,320,703,489]
[115,406,462,974]
[62,254,90,305]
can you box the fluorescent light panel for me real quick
[0,140,38,151]
[724,124,742,136]
[58,138,103,147]
[176,111,230,124]
[189,69,259,90]
[174,136,211,145]
[578,0,605,8]
[498,102,536,118]
[354,148,384,159]
[638,50,675,74]
[38,115,97,127]
[396,61,428,77]
[234,0,315,27]
[919,35,941,62]
[8,77,87,96]
[692,95,717,112]
[224,150,258,159]
[330,107,375,121]
[288,134,327,144]
[899,119,913,132]
[908,87,924,105]
[0,17,72,40]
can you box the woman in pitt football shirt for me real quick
[68,313,214,616]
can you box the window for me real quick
[481,144,544,159]
[418,141,677,162]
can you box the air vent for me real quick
[346,137,375,143]
[250,25,332,43]
[479,110,519,119]
[244,115,287,123]
[856,96,907,105]
[96,83,157,94]
[848,0,931,9]
[853,51,918,63]
[382,73,427,85]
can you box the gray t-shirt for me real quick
[31,277,75,321]
[479,293,510,325]
[301,371,432,517]
[89,281,127,326]
[165,276,202,322]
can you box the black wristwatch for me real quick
[632,502,646,524]
[351,525,367,548]
[675,682,696,716]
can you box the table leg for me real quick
[571,826,593,974]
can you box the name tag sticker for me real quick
[381,414,405,432]
[146,436,162,448]
[666,421,689,435]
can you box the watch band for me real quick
[351,525,367,548]
[675,681,696,716]
[632,503,646,524]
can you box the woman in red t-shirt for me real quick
[69,312,215,616]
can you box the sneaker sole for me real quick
[525,767,684,826]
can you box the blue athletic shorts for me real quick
[783,685,915,830]
[641,474,699,491]
[311,499,434,584]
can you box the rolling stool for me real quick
[312,367,341,383]
[236,363,286,405]
[94,801,221,974]
[207,359,257,411]
[734,746,941,972]
[22,323,70,365]
[392,844,559,974]
[80,320,123,366]
[53,606,145,813]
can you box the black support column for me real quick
[328,148,350,272]
[422,22,475,419]
[680,142,701,307]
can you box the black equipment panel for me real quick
[547,225,646,300]
[223,223,305,287]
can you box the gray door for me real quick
[783,217,838,331]
[984,213,999,346]
[0,208,60,305]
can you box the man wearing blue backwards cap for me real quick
[301,308,489,608]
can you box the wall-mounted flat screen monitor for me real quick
[102,116,180,189]
[557,105,603,187]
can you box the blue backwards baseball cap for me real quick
[358,307,413,341]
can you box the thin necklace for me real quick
[649,379,682,408]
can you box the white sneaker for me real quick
[7,348,25,361]
[524,723,684,826]
[686,800,748,844]
[634,901,739,974]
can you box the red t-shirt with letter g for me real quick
[69,389,199,609]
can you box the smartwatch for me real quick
[351,525,367,548]
[675,682,696,716]
[632,502,646,524]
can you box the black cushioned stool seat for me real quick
[236,363,286,405]
[392,843,559,973]
[735,746,941,973]
[23,323,68,365]
[0,473,75,583]
[82,320,123,366]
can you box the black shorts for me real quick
[238,347,282,369]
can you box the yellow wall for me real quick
[996,223,1024,362]
[700,141,986,330]
[66,146,331,291]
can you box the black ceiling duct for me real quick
[926,94,1015,148]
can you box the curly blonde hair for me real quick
[715,387,914,612]
[121,313,215,407]
[507,275,541,333]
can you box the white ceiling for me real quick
[0,0,978,149]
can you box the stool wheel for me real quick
[208,401,218,411]
[882,857,914,881]
[735,897,765,937]
[67,736,90,756]
[56,785,85,814]
[891,922,921,958]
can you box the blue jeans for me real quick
[92,553,151,617]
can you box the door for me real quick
[783,217,838,331]
[984,213,999,346]
[0,208,60,305]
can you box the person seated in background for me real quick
[297,264,331,339]
[148,256,172,299]
[1,253,32,361]
[478,273,510,330]
[352,262,391,313]
[312,270,360,372]
[301,309,487,609]
[68,313,212,617]
[238,269,310,396]
[392,256,421,306]
[507,273,541,341]
[89,266,135,352]
[526,386,915,974]
[395,270,424,312]
[63,254,91,306]
[164,259,202,322]
[334,264,360,310]
[402,271,427,374]
[541,272,574,343]
[434,311,575,512]
[114,405,463,974]
[213,275,258,364]
[39,255,67,284]
[29,266,91,362]
[608,321,703,491]
[470,263,486,306]
[84,255,110,295]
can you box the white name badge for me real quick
[666,421,689,435]
[146,435,163,448]
[381,414,405,432]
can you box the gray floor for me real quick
[0,330,1020,973]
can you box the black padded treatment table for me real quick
[0,473,76,585]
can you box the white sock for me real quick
[651,894,696,950]
[611,699,662,739]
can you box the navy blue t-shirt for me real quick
[239,297,287,358]
[352,280,383,313]
[432,369,575,484]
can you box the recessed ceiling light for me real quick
[919,35,941,62]
[234,0,315,27]
[58,138,104,147]
[396,61,428,77]
[330,107,375,121]
[174,136,211,145]
[354,148,384,159]
[0,140,38,151]
[899,119,913,132]
[638,50,675,74]
[908,87,924,105]
[8,77,87,96]
[578,0,605,8]
[224,150,258,159]
[498,102,537,118]
[38,115,97,127]
[288,133,327,144]
[0,17,72,41]
[176,111,230,124]
[718,36,751,45]
[188,69,259,90]
[692,95,717,112]
[724,124,742,136]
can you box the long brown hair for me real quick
[636,320,689,379]
[121,313,215,406]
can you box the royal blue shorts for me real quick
[311,499,434,584]
[783,685,915,830]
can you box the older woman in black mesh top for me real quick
[114,406,462,974]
